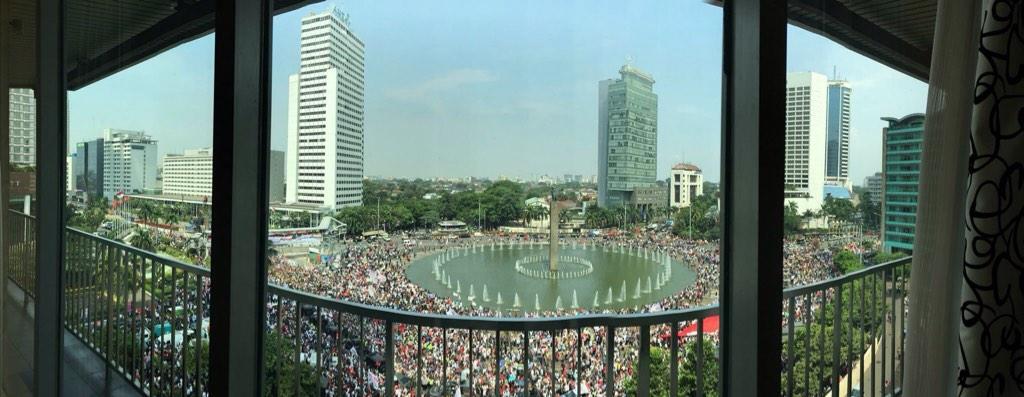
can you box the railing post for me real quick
[639,325,650,397]
[605,326,614,397]
[670,322,678,397]
[386,320,395,397]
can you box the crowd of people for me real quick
[260,229,856,396]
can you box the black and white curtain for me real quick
[960,0,1024,395]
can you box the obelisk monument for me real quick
[549,190,559,272]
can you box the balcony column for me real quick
[0,0,8,387]
[902,1,981,395]
[209,0,273,395]
[720,0,786,395]
[956,1,1024,395]
[36,0,66,394]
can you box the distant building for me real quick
[598,63,658,207]
[881,114,924,253]
[66,154,75,191]
[670,163,703,208]
[103,129,158,198]
[826,80,851,185]
[285,7,365,211]
[864,172,883,202]
[9,88,35,166]
[162,148,212,198]
[270,150,285,203]
[73,138,104,199]
[630,185,668,219]
[784,72,828,213]
[823,185,852,200]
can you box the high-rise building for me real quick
[102,129,157,198]
[286,7,365,211]
[784,72,828,213]
[826,80,851,184]
[669,163,703,209]
[598,63,658,207]
[864,172,883,202]
[270,150,285,203]
[73,138,104,199]
[881,114,924,254]
[162,148,212,198]
[9,88,35,166]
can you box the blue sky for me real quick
[67,1,927,184]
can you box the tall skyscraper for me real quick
[784,72,828,213]
[162,148,213,198]
[598,63,658,208]
[286,7,365,211]
[103,129,158,198]
[74,138,104,199]
[826,79,851,184]
[881,114,924,254]
[9,88,35,166]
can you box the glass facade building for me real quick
[881,113,924,253]
[598,64,658,207]
[826,80,851,180]
[73,138,104,199]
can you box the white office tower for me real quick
[286,7,365,210]
[784,72,827,213]
[9,88,35,166]
[162,148,213,198]
[102,129,158,198]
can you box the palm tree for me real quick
[131,229,156,252]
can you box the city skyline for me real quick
[65,1,927,184]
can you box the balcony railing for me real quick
[5,209,910,396]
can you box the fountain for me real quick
[633,278,642,299]
[572,290,579,309]
[605,288,613,305]
[534,294,541,311]
[593,291,600,307]
[555,296,563,311]
[483,285,490,302]
[455,280,461,295]
[468,284,476,301]
[496,292,504,306]
[513,293,522,308]
[618,281,627,302]
[655,274,662,290]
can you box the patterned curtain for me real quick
[960,1,1024,395]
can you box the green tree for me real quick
[672,194,719,239]
[784,202,803,235]
[857,195,881,231]
[821,196,856,223]
[623,338,719,397]
[833,249,863,274]
[262,331,319,396]
[131,229,156,252]
[481,180,525,229]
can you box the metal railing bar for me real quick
[782,257,912,298]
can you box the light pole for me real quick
[689,204,693,240]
